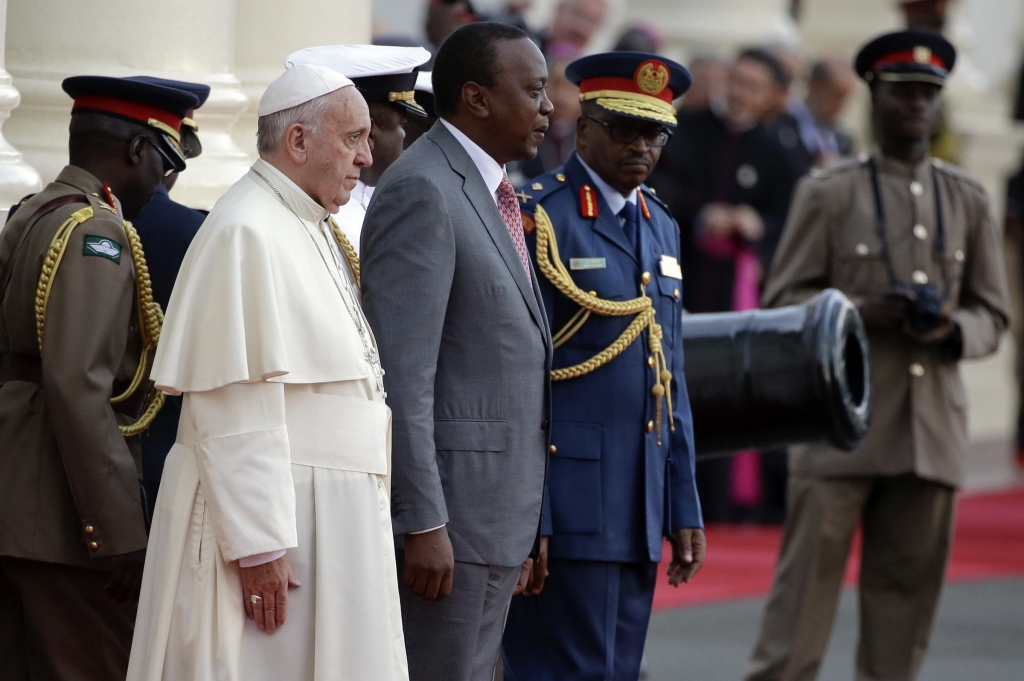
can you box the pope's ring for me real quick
[251,594,263,606]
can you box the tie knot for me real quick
[619,203,637,221]
[498,175,516,197]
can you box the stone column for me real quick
[0,0,40,213]
[233,0,372,158]
[5,0,251,209]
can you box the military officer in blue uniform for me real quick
[501,52,705,681]
[129,77,210,518]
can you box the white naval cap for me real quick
[258,63,354,117]
[284,45,431,78]
[415,70,433,95]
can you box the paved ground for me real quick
[643,578,1024,681]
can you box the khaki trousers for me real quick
[0,556,136,681]
[746,474,955,681]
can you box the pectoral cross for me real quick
[516,190,532,204]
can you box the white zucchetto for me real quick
[258,63,354,117]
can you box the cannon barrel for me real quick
[682,289,871,457]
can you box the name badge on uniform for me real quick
[570,257,607,270]
[659,255,682,279]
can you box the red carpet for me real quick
[652,487,1024,610]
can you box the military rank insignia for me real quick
[580,185,598,218]
[521,212,536,234]
[638,191,651,220]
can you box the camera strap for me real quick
[866,156,949,295]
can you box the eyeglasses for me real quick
[141,136,178,177]
[584,114,673,148]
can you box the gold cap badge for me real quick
[635,60,670,97]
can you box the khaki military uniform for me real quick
[747,154,1010,681]
[0,166,153,679]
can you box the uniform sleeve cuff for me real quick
[408,524,446,535]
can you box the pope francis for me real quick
[127,64,408,680]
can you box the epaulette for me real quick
[807,154,867,181]
[518,170,572,234]
[640,185,669,214]
[930,157,986,194]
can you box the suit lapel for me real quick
[428,123,546,330]
[565,154,638,264]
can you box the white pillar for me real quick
[0,0,40,213]
[233,0,372,158]
[5,0,251,210]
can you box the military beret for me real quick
[854,29,956,87]
[565,51,691,127]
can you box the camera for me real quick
[895,282,945,333]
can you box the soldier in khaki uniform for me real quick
[0,76,200,680]
[746,30,1010,681]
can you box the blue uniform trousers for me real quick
[502,559,657,681]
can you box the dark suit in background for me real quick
[131,184,204,517]
[361,121,552,680]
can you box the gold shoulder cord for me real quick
[35,208,165,437]
[327,216,361,287]
[533,204,675,444]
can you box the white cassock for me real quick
[331,179,373,258]
[127,158,408,681]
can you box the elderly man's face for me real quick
[483,38,553,164]
[551,0,607,47]
[308,88,372,213]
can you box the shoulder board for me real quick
[640,185,669,213]
[807,155,866,181]
[518,170,572,217]
[930,158,986,194]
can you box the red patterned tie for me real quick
[497,175,533,284]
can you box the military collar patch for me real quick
[521,212,536,234]
[580,185,598,218]
[83,235,122,264]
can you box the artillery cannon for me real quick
[682,289,871,457]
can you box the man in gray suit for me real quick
[361,22,554,681]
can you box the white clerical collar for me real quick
[440,118,505,205]
[576,155,637,217]
[252,157,330,223]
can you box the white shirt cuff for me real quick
[239,549,287,568]
[409,524,446,535]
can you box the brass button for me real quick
[910,181,924,197]
[913,224,928,240]
[549,444,557,455]
[912,270,929,285]
[673,288,680,299]
[641,271,651,285]
[88,541,99,552]
[646,420,654,433]
[855,243,869,257]
[648,355,656,368]
[555,173,566,182]
[909,363,925,377]
[955,249,965,263]
[84,525,95,536]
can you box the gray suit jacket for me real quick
[361,121,552,568]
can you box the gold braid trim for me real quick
[35,209,165,437]
[534,204,675,444]
[328,217,361,287]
